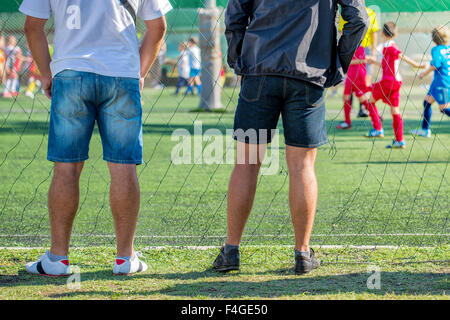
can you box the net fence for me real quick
[0,0,448,265]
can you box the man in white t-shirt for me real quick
[20,0,171,276]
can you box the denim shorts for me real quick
[234,75,327,148]
[48,70,143,164]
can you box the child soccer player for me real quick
[365,22,425,148]
[411,25,450,137]
[336,45,372,129]
[24,44,41,99]
[174,42,190,95]
[3,36,23,98]
[0,34,5,85]
[185,37,201,95]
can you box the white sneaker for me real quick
[410,128,431,138]
[113,252,148,276]
[25,251,71,277]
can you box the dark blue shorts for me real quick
[48,70,143,164]
[233,75,327,148]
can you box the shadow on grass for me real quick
[1,269,447,298]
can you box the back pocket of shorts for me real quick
[240,76,266,102]
[306,82,326,107]
[115,78,142,119]
[51,76,83,116]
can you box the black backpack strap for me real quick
[119,0,137,25]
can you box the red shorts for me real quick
[343,75,368,97]
[371,80,402,107]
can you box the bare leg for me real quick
[286,146,318,252]
[108,162,140,257]
[226,142,266,246]
[49,162,84,256]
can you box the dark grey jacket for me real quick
[225,0,369,88]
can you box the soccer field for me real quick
[0,85,449,299]
[1,86,448,247]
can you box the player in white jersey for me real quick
[185,37,202,95]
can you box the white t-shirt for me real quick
[188,46,201,70]
[19,0,172,79]
[178,50,190,79]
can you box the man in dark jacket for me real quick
[213,0,368,274]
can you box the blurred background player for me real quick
[3,35,23,98]
[412,25,450,138]
[185,37,201,95]
[0,33,5,85]
[24,42,42,99]
[336,45,373,129]
[174,41,190,95]
[365,21,425,149]
[339,1,379,118]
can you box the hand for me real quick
[139,77,145,92]
[418,71,426,79]
[41,75,52,99]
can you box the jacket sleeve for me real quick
[224,0,253,69]
[337,0,369,73]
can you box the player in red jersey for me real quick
[365,22,425,148]
[336,46,373,129]
[2,36,23,98]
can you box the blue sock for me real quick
[185,85,193,95]
[422,100,432,130]
[47,250,68,262]
[441,108,450,117]
[197,84,202,94]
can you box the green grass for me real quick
[0,246,448,300]
[0,85,448,299]
[0,85,448,248]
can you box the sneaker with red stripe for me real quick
[113,252,148,276]
[25,251,71,277]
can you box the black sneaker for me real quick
[357,109,369,118]
[294,248,319,275]
[212,246,239,272]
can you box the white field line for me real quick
[0,244,436,250]
[0,233,448,238]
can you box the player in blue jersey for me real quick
[412,25,450,138]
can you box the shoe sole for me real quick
[31,272,70,278]
[25,269,71,277]
[294,270,313,275]
[114,270,147,276]
[212,266,239,273]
